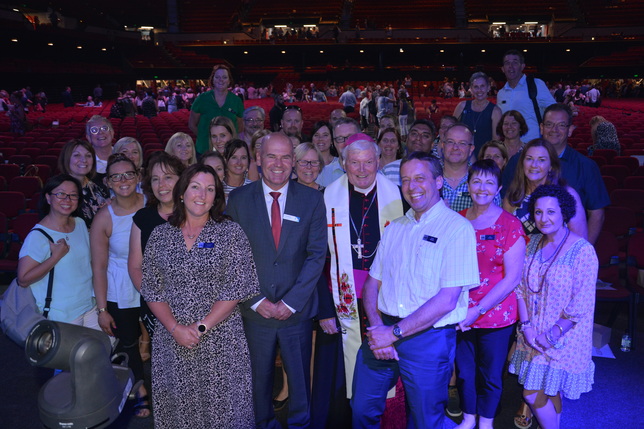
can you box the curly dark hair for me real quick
[169,163,228,227]
[528,184,576,224]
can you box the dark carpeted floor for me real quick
[1,286,642,428]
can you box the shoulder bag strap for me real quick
[526,76,542,124]
[31,228,55,319]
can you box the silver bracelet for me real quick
[545,331,558,347]
[553,323,564,338]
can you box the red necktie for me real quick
[270,192,281,247]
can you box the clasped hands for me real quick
[523,326,553,353]
[171,322,204,349]
[366,325,399,361]
[256,299,293,321]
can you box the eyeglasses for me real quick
[444,140,473,149]
[244,118,263,123]
[409,130,433,140]
[334,135,350,143]
[297,160,321,168]
[50,192,80,201]
[108,171,137,182]
[542,122,570,130]
[89,125,110,134]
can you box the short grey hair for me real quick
[243,105,265,120]
[342,139,381,161]
[86,115,112,136]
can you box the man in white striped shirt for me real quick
[351,152,479,428]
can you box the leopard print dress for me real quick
[142,219,259,428]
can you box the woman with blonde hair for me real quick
[165,132,197,166]
[114,137,143,172]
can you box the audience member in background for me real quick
[61,86,74,107]
[222,139,252,199]
[497,110,529,159]
[339,85,357,113]
[294,142,325,190]
[510,185,597,429]
[209,116,237,154]
[588,115,606,145]
[311,121,341,187]
[8,90,26,135]
[128,152,185,364]
[165,132,197,167]
[359,91,373,130]
[398,94,410,140]
[91,154,148,418]
[588,121,620,156]
[58,139,110,229]
[141,164,259,428]
[453,72,502,158]
[200,150,226,182]
[85,115,114,176]
[503,139,587,238]
[166,89,184,113]
[190,65,244,155]
[141,91,158,118]
[18,174,99,330]
[377,127,404,186]
[239,106,266,148]
[478,140,509,171]
[455,160,526,429]
[93,84,103,103]
[269,94,286,132]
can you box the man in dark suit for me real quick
[227,132,327,429]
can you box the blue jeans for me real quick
[352,315,456,429]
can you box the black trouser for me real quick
[107,301,143,383]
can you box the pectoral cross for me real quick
[352,238,364,259]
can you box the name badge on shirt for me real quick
[457,191,470,198]
[197,242,215,248]
[423,235,438,243]
[480,234,496,241]
[284,214,300,223]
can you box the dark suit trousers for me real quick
[244,317,313,429]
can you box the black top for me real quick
[133,205,167,251]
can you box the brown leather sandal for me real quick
[514,401,534,429]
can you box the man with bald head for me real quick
[281,106,304,140]
[441,123,500,211]
[228,132,327,429]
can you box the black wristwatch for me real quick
[198,322,207,333]
[392,324,404,340]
